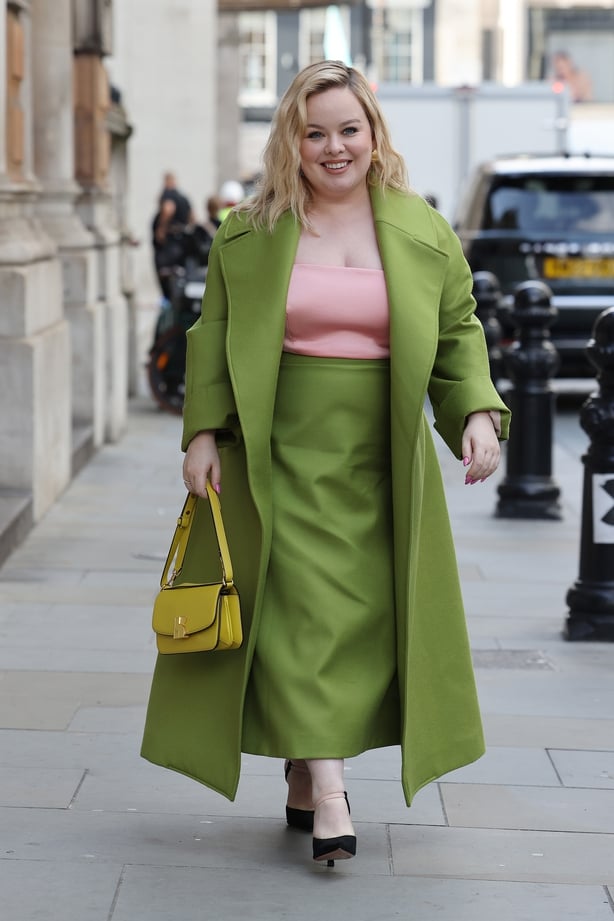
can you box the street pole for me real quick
[565,306,614,642]
[496,280,562,520]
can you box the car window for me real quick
[483,175,614,234]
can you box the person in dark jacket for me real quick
[152,172,194,299]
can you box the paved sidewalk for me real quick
[0,395,613,921]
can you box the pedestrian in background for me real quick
[201,194,222,237]
[142,60,511,867]
[551,50,593,103]
[151,171,194,299]
[217,179,245,222]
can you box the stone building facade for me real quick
[0,0,132,560]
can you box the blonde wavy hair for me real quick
[237,60,409,232]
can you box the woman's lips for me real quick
[322,160,350,171]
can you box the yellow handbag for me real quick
[152,483,243,653]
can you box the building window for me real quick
[372,5,424,84]
[299,8,326,67]
[298,7,352,70]
[238,12,277,107]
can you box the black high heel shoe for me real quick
[312,791,356,867]
[284,760,314,832]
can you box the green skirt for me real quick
[242,352,401,758]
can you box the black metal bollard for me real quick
[565,307,614,642]
[496,281,562,520]
[472,271,503,385]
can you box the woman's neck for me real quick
[307,188,373,228]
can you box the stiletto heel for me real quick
[312,791,356,865]
[284,760,314,832]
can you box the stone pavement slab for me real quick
[0,765,84,808]
[10,534,166,572]
[549,748,614,789]
[0,728,146,770]
[0,643,156,675]
[475,669,614,720]
[441,782,614,833]
[440,745,559,786]
[482,713,614,750]
[110,869,614,921]
[0,861,123,921]
[0,807,391,875]
[0,671,151,729]
[389,825,614,885]
[0,601,152,657]
[0,571,161,605]
[68,705,148,733]
[347,777,446,825]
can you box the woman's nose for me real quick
[325,135,345,155]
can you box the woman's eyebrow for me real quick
[305,118,361,129]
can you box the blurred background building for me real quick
[229,0,614,174]
[1,0,613,545]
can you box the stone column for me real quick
[0,0,72,521]
[30,0,104,459]
[0,6,7,180]
[74,34,128,443]
[107,95,137,397]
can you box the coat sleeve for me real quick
[427,218,511,457]
[181,235,239,452]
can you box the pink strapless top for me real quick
[284,263,390,359]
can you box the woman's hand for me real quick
[461,412,501,484]
[182,431,221,498]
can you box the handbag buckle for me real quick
[173,616,188,639]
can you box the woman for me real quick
[142,61,511,867]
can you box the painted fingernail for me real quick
[463,457,470,467]
[465,475,473,485]
[214,483,221,494]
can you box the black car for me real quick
[454,154,614,375]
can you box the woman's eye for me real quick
[306,131,324,140]
[343,126,358,135]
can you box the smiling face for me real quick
[299,86,374,205]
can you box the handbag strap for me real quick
[160,482,234,588]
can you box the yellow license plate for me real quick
[543,257,614,279]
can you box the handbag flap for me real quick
[152,582,224,638]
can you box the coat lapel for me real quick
[218,212,300,495]
[370,188,451,669]
[371,186,449,442]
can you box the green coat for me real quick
[141,187,511,806]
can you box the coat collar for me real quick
[218,185,445,247]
